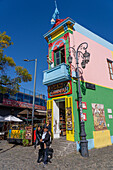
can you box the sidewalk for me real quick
[0,140,113,170]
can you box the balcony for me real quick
[43,63,70,86]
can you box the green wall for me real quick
[72,79,113,141]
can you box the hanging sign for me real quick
[48,80,72,98]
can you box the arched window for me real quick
[52,39,66,66]
[54,46,65,66]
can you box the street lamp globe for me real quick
[68,54,72,64]
[81,60,86,69]
[83,51,90,64]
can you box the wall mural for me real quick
[92,103,107,131]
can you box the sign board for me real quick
[48,80,72,98]
[25,126,33,145]
[85,82,96,90]
[77,101,87,109]
[3,98,46,110]
[109,115,113,119]
[107,109,112,114]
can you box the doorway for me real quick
[59,101,66,136]
[53,99,66,138]
[48,96,74,141]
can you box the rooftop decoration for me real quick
[51,0,59,25]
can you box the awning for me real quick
[35,110,47,116]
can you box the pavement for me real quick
[0,140,113,170]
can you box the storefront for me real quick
[43,14,113,150]
[46,80,74,141]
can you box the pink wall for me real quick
[70,31,113,89]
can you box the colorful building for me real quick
[43,13,113,151]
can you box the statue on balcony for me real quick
[47,55,54,68]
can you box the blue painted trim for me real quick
[72,71,77,78]
[76,142,80,152]
[76,139,94,152]
[63,23,68,32]
[43,63,70,86]
[48,35,52,42]
[74,23,113,51]
[52,38,65,51]
[111,136,113,144]
[43,17,75,38]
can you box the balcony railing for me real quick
[43,63,70,86]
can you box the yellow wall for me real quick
[93,130,112,148]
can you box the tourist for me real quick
[34,125,42,149]
[39,126,50,167]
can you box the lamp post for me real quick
[24,59,37,130]
[68,42,90,157]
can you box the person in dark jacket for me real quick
[40,126,50,167]
[44,120,52,143]
[34,125,42,149]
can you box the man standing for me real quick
[40,126,50,167]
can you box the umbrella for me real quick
[4,115,23,122]
[0,116,4,122]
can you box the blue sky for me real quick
[0,0,113,97]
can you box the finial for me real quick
[51,0,59,25]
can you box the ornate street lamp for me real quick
[68,42,90,157]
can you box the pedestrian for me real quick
[44,120,52,143]
[39,126,50,167]
[34,125,42,149]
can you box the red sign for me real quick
[3,98,46,110]
[77,101,87,109]
[80,113,87,121]
[48,80,72,98]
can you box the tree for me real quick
[0,31,32,94]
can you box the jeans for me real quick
[37,143,44,162]
[44,148,49,164]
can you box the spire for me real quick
[51,0,60,25]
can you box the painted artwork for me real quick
[25,126,32,140]
[66,107,72,130]
[92,103,107,131]
[47,109,52,122]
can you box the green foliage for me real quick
[22,139,29,146]
[0,31,32,94]
[22,131,29,146]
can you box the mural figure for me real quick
[92,104,107,131]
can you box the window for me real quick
[54,47,65,66]
[17,93,23,102]
[108,60,113,80]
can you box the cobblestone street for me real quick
[0,140,113,170]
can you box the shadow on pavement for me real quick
[0,144,16,154]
